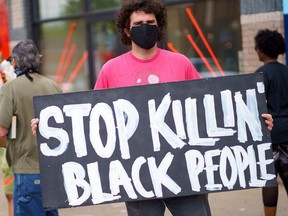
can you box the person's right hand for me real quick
[31,118,39,136]
[261,113,273,131]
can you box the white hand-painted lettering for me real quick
[87,162,120,204]
[172,100,187,139]
[60,142,272,206]
[257,143,276,180]
[63,104,91,158]
[204,94,237,137]
[39,106,69,156]
[230,146,250,188]
[132,157,155,198]
[113,99,139,159]
[148,153,181,197]
[219,146,237,190]
[221,90,235,127]
[62,162,91,206]
[185,98,219,146]
[39,88,264,157]
[149,93,186,151]
[246,89,261,127]
[204,149,222,191]
[257,82,265,93]
[185,150,205,192]
[247,145,266,187]
[89,103,116,158]
[37,83,275,207]
[109,160,138,199]
[235,91,263,143]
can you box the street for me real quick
[0,171,287,216]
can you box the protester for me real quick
[31,1,273,215]
[254,29,288,216]
[95,1,211,215]
[93,1,272,215]
[0,57,15,216]
[0,39,62,216]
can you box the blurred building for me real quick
[1,0,286,92]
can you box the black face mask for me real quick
[130,24,158,50]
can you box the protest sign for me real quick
[33,73,276,209]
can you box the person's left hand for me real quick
[261,113,273,131]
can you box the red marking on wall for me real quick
[55,22,77,83]
[62,52,88,92]
[186,7,225,76]
[0,0,10,60]
[187,34,217,77]
[167,42,179,53]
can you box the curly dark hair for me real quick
[254,29,286,58]
[116,0,167,45]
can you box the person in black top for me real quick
[255,29,288,216]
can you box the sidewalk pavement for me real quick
[1,171,287,216]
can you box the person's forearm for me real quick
[0,137,7,148]
[0,125,8,138]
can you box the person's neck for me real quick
[131,45,158,60]
[263,58,277,64]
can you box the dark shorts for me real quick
[272,144,288,174]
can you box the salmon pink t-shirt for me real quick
[94,48,201,89]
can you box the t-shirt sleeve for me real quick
[49,79,63,93]
[94,67,108,90]
[185,57,202,80]
[55,82,63,93]
[0,89,13,129]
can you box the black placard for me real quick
[33,73,276,209]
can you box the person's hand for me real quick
[261,113,273,131]
[31,118,39,136]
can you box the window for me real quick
[39,20,89,92]
[89,0,120,11]
[34,0,241,91]
[166,0,241,77]
[38,0,84,19]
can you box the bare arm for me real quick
[0,137,7,148]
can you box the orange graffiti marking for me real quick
[167,42,179,53]
[187,34,217,77]
[55,22,77,83]
[57,43,76,85]
[186,7,225,76]
[63,52,88,92]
